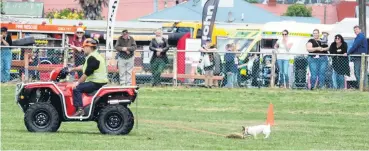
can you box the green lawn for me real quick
[1,85,369,150]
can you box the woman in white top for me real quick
[274,30,293,88]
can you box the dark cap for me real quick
[1,27,8,32]
[122,29,128,33]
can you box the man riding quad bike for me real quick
[15,38,138,135]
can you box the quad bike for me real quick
[15,67,139,135]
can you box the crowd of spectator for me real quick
[1,26,368,90]
[214,25,368,90]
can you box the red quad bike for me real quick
[15,67,139,135]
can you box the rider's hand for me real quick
[77,47,83,52]
[72,82,79,89]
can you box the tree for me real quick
[45,8,84,20]
[284,4,312,17]
[76,0,108,20]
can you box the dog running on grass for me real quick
[242,124,271,139]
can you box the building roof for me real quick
[138,0,320,24]
[254,4,338,24]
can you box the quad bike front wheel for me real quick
[97,105,134,135]
[24,102,61,132]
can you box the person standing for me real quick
[69,27,86,78]
[1,27,12,83]
[347,25,368,89]
[329,34,350,89]
[306,29,329,90]
[274,30,293,88]
[149,29,169,87]
[200,40,216,88]
[224,44,238,88]
[115,30,137,86]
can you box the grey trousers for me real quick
[118,57,134,86]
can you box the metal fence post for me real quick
[63,46,68,67]
[24,52,29,83]
[359,53,366,91]
[172,49,178,87]
[270,51,277,88]
[364,55,369,91]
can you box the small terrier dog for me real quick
[242,124,271,139]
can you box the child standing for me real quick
[224,44,239,88]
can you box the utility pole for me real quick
[154,0,158,13]
[358,0,366,36]
[358,0,368,89]
[323,3,327,24]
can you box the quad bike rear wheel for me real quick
[24,102,61,132]
[97,105,134,135]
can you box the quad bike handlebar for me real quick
[50,67,70,82]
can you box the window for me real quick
[162,27,175,33]
[196,29,202,38]
[162,27,194,35]
[261,39,278,49]
[176,27,193,33]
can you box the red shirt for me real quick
[69,35,86,57]
[69,35,85,47]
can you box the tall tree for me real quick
[76,0,108,20]
[284,4,312,17]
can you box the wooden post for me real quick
[270,51,277,88]
[359,53,366,91]
[131,69,136,86]
[173,49,178,87]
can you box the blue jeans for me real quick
[1,48,12,82]
[277,59,289,86]
[308,56,328,89]
[332,70,345,89]
[225,72,238,88]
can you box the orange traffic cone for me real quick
[266,103,274,126]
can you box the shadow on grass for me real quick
[14,129,100,135]
[14,129,145,138]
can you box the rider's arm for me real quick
[70,65,83,72]
[84,56,100,76]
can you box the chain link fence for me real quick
[2,46,369,91]
[1,46,66,83]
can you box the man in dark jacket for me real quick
[149,29,169,86]
[347,25,368,89]
[1,27,12,83]
[114,30,137,86]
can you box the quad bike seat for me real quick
[86,90,98,96]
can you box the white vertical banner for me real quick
[106,0,119,59]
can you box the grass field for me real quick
[1,85,369,150]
